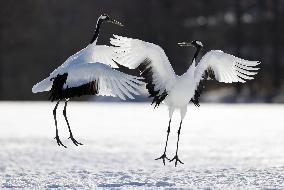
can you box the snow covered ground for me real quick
[0,102,284,189]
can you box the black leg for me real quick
[53,100,66,148]
[170,120,184,167]
[155,119,171,165]
[63,99,83,146]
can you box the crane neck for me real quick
[192,46,202,66]
[90,19,103,44]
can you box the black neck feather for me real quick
[90,19,103,44]
[192,46,202,66]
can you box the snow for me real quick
[0,102,284,189]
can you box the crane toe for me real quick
[68,135,83,146]
[155,153,170,165]
[54,136,67,148]
[170,154,184,167]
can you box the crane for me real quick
[32,15,144,148]
[111,35,260,166]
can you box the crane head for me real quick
[99,14,124,27]
[178,40,203,48]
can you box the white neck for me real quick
[184,60,196,76]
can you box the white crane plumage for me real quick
[32,15,144,148]
[111,35,260,166]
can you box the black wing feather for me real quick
[137,58,168,108]
[191,68,215,107]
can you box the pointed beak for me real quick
[178,42,192,47]
[108,19,124,27]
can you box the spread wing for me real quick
[32,62,145,100]
[110,35,177,107]
[51,45,119,76]
[32,45,119,93]
[63,62,145,100]
[191,50,260,106]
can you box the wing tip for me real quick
[31,78,52,93]
[32,86,38,93]
[113,34,120,38]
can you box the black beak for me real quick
[178,42,193,47]
[107,19,124,27]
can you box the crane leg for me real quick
[170,120,184,167]
[155,119,171,165]
[63,99,83,146]
[53,100,66,148]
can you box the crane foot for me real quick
[155,153,170,165]
[170,154,184,167]
[54,135,67,148]
[68,135,83,146]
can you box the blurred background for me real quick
[0,0,283,103]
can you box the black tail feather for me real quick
[49,73,99,101]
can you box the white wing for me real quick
[195,50,260,84]
[51,45,119,76]
[63,62,144,100]
[110,35,177,106]
[32,45,118,93]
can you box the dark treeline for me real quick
[0,0,283,102]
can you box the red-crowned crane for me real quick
[111,35,260,166]
[32,15,144,148]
